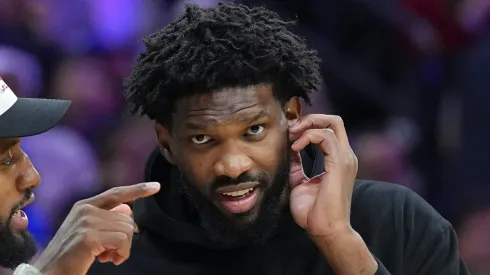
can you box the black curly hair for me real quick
[125,2,321,128]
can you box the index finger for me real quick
[289,115,350,151]
[81,182,161,210]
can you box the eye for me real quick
[191,135,212,144]
[245,124,265,136]
[1,157,13,166]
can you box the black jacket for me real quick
[88,145,468,274]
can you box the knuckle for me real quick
[307,131,321,141]
[352,153,358,164]
[324,128,335,137]
[302,129,314,138]
[340,153,358,172]
[78,215,95,228]
[78,229,95,248]
[120,214,134,225]
[120,222,134,236]
[115,232,128,244]
[331,115,344,125]
[342,155,352,167]
[138,183,147,192]
[73,200,84,207]
[352,154,359,170]
[108,187,123,200]
[76,204,95,217]
[112,186,124,195]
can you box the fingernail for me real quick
[288,119,299,127]
[291,141,298,149]
[144,182,161,190]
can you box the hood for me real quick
[133,145,325,248]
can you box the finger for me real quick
[95,219,134,264]
[76,214,135,239]
[289,115,350,151]
[72,206,134,234]
[291,129,341,158]
[112,254,127,266]
[89,231,132,262]
[80,182,160,210]
[97,251,114,263]
[111,204,132,216]
[87,208,137,237]
[111,204,139,233]
[91,224,133,263]
[98,251,125,266]
[82,206,135,227]
[289,149,309,188]
[110,205,136,260]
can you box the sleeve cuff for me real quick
[374,258,391,275]
[13,264,43,275]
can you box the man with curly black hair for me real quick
[89,3,468,275]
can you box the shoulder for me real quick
[350,182,469,273]
[351,179,451,244]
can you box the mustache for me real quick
[10,190,33,216]
[211,172,271,190]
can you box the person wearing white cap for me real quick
[0,77,161,274]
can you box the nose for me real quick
[214,142,253,179]
[16,153,40,191]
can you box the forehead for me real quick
[173,85,280,126]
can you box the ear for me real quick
[284,97,302,124]
[155,122,176,165]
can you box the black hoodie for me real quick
[88,146,468,275]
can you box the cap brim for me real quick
[0,98,71,138]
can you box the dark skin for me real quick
[0,137,38,269]
[157,85,377,274]
[0,139,161,273]
[0,138,40,232]
[156,85,300,220]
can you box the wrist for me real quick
[312,228,378,275]
[308,222,353,242]
[33,261,57,275]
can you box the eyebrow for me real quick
[0,139,20,155]
[184,111,271,131]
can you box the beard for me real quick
[0,213,37,269]
[180,150,290,247]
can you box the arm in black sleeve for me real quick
[365,183,470,275]
[414,225,469,274]
[402,189,470,274]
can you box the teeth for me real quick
[13,210,21,217]
[222,188,253,197]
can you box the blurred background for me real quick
[0,0,489,274]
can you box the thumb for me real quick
[110,204,132,216]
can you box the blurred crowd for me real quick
[0,0,489,274]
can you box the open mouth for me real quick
[215,182,261,214]
[9,193,35,230]
[12,209,27,219]
[221,187,256,200]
